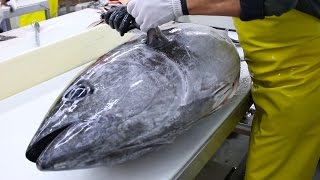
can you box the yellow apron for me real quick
[19,0,58,27]
[234,10,320,180]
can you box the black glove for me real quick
[101,6,138,36]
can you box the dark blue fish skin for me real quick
[25,23,240,171]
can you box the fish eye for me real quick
[65,86,87,99]
[63,80,94,102]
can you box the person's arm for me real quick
[186,0,299,21]
[103,0,301,34]
[187,0,241,17]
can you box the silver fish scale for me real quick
[26,23,240,170]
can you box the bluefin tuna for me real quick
[25,23,240,170]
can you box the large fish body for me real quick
[26,23,240,170]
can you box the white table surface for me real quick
[0,8,101,61]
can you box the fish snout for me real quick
[26,117,120,170]
[26,124,72,164]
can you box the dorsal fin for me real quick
[146,27,169,48]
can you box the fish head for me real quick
[25,76,95,168]
[26,45,166,170]
[25,63,140,170]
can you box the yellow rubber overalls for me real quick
[19,0,58,27]
[234,10,320,180]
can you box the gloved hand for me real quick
[101,5,137,36]
[127,0,188,32]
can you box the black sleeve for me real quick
[181,0,189,15]
[240,0,299,21]
[240,0,264,21]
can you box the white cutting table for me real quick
[0,9,252,180]
[0,8,100,61]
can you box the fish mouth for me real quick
[26,124,72,163]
